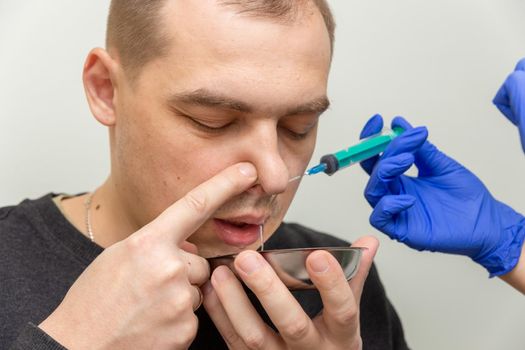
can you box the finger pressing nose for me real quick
[144,162,257,244]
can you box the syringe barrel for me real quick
[326,127,404,174]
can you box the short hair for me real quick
[106,0,335,82]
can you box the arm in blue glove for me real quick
[360,114,525,292]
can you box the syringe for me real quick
[305,127,405,176]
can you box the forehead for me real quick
[142,0,331,113]
[161,0,330,57]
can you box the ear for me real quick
[82,48,120,126]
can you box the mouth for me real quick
[213,214,269,248]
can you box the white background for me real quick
[1,1,524,349]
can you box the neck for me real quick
[62,177,141,248]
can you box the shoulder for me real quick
[0,198,39,237]
[265,222,350,250]
[0,194,54,236]
[0,194,58,345]
[0,193,73,264]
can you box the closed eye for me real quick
[187,116,233,133]
[280,126,313,140]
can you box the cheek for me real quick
[281,134,318,175]
[151,135,248,207]
[112,110,213,211]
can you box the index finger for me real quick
[143,162,257,243]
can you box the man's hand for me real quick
[203,236,379,350]
[359,114,525,278]
[493,57,525,152]
[39,163,258,350]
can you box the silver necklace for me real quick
[84,192,95,242]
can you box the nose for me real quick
[244,125,290,196]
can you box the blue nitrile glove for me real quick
[493,58,525,152]
[360,114,525,277]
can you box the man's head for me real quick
[83,0,334,257]
[105,0,335,83]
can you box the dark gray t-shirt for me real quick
[1,194,409,349]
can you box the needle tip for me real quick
[305,163,327,176]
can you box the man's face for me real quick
[112,1,332,257]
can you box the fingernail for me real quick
[310,252,330,273]
[238,163,256,178]
[236,252,263,275]
[212,266,232,284]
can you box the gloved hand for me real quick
[360,114,525,277]
[493,58,525,152]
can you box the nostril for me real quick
[246,184,264,195]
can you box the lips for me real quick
[213,214,268,248]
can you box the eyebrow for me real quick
[168,88,330,116]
